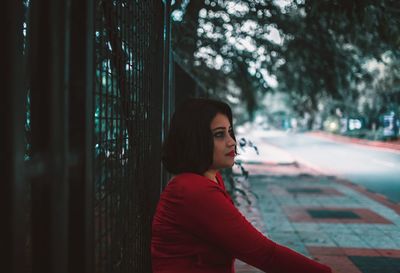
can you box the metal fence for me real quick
[2,0,166,272]
[94,1,164,272]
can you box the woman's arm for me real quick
[179,184,332,273]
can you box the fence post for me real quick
[161,0,173,191]
[28,0,70,272]
[68,0,95,272]
[1,1,27,272]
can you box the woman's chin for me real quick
[223,161,235,168]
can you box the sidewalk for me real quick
[231,131,400,273]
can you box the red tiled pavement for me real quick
[285,186,345,196]
[283,207,393,224]
[313,254,363,273]
[235,247,400,273]
[231,150,400,273]
[308,247,400,273]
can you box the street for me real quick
[257,131,400,204]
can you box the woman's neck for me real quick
[203,169,218,184]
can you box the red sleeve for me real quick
[178,177,332,273]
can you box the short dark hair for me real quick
[162,97,236,175]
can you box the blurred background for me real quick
[2,0,400,273]
[170,2,400,272]
[171,0,400,203]
[172,0,399,138]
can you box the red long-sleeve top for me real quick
[151,172,332,273]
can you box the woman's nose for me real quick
[227,135,236,146]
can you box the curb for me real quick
[289,152,400,215]
[309,131,400,153]
[334,177,400,215]
[256,141,400,214]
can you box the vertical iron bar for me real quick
[1,1,26,272]
[96,4,105,269]
[68,0,95,271]
[104,29,110,273]
[28,0,69,272]
[161,0,172,191]
[148,0,165,210]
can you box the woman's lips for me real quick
[226,151,235,157]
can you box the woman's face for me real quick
[209,113,236,170]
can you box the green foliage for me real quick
[172,0,281,119]
[172,0,400,123]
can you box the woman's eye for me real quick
[214,129,234,138]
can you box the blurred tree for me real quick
[172,0,282,120]
[359,52,400,127]
[171,0,400,125]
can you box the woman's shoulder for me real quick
[171,172,211,184]
[169,172,221,191]
[163,172,232,206]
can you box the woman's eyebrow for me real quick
[212,126,232,131]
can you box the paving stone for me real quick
[329,233,369,248]
[296,230,337,247]
[364,237,400,249]
[308,209,361,219]
[348,256,400,273]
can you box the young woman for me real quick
[151,98,332,273]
